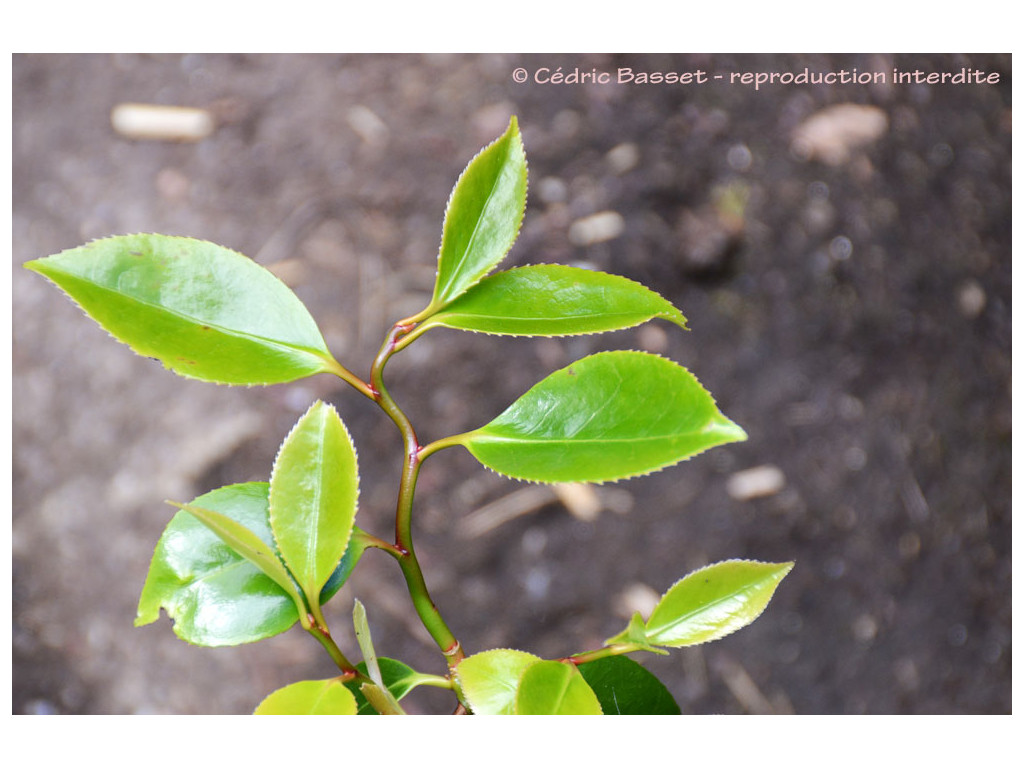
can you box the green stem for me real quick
[352,528,405,560]
[563,643,645,666]
[322,355,377,401]
[306,620,361,677]
[418,432,470,462]
[370,324,465,671]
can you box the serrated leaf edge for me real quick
[453,647,542,715]
[25,233,338,386]
[644,559,795,648]
[432,117,529,309]
[458,350,747,485]
[268,400,360,610]
[420,263,688,339]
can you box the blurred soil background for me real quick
[12,53,1011,714]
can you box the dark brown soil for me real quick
[13,53,1011,715]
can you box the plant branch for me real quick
[370,323,465,671]
[306,620,361,677]
[562,643,647,666]
[322,356,377,401]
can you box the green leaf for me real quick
[345,658,424,715]
[254,679,357,715]
[514,660,603,715]
[136,483,357,646]
[269,400,359,619]
[455,649,541,715]
[428,116,527,311]
[167,500,309,627]
[24,234,343,385]
[577,656,680,715]
[459,351,747,483]
[352,599,406,714]
[420,265,686,337]
[643,560,795,648]
[318,530,367,603]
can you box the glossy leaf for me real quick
[136,483,357,646]
[459,351,747,483]
[514,660,602,715]
[455,649,541,715]
[577,656,680,715]
[254,679,357,715]
[420,264,686,337]
[269,400,359,617]
[345,658,424,715]
[428,117,527,311]
[643,560,794,648]
[24,234,342,385]
[169,500,309,627]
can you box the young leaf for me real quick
[269,400,359,619]
[344,658,427,715]
[514,660,603,715]
[418,264,686,337]
[455,649,541,715]
[24,234,344,385]
[136,483,359,646]
[457,351,747,483]
[576,655,680,715]
[352,599,406,714]
[604,611,668,655]
[643,560,795,648]
[427,116,528,312]
[254,679,357,715]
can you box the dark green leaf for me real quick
[318,531,367,604]
[254,678,357,715]
[459,351,747,483]
[514,660,602,715]
[644,560,794,647]
[577,656,680,715]
[269,400,359,618]
[420,265,686,337]
[136,483,357,646]
[428,117,527,311]
[25,234,344,385]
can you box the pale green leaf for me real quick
[420,264,686,337]
[254,679,357,715]
[644,560,794,647]
[459,351,747,483]
[428,116,527,310]
[269,400,359,617]
[514,660,602,715]
[24,234,342,385]
[352,599,406,714]
[455,649,541,715]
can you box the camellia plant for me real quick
[25,117,792,715]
